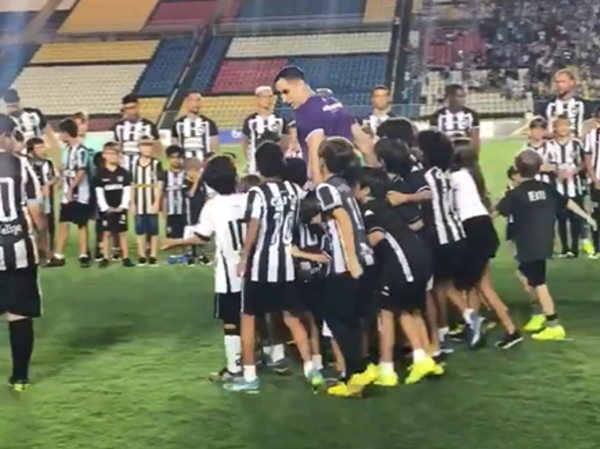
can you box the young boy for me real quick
[162,145,186,264]
[27,137,57,260]
[497,150,596,340]
[183,158,210,266]
[162,156,246,382]
[132,137,163,266]
[94,143,134,268]
[522,117,556,185]
[354,167,442,386]
[549,115,586,257]
[238,174,261,193]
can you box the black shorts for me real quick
[505,221,515,241]
[135,214,159,236]
[166,215,185,239]
[242,281,303,316]
[213,292,241,323]
[518,260,546,288]
[59,202,91,227]
[0,267,42,318]
[297,279,325,320]
[379,279,427,314]
[456,215,499,291]
[432,240,465,283]
[590,186,600,214]
[322,273,362,325]
[100,211,128,234]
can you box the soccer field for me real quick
[2,140,600,449]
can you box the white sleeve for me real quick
[194,200,215,239]
[95,186,109,212]
[119,185,131,210]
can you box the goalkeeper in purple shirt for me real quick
[273,66,375,183]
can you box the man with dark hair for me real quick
[3,88,60,155]
[49,119,92,268]
[273,65,375,183]
[361,85,397,136]
[0,114,46,391]
[171,92,219,162]
[112,93,160,172]
[429,84,480,148]
[497,149,595,341]
[241,86,288,175]
[228,141,323,393]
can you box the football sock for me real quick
[379,361,394,376]
[413,349,427,363]
[243,365,257,382]
[224,335,241,374]
[54,253,64,260]
[545,314,559,327]
[303,361,315,377]
[270,344,285,363]
[9,319,34,381]
[463,309,476,325]
[438,327,449,341]
[312,354,323,370]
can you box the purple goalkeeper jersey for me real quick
[294,95,356,160]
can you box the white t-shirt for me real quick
[450,168,489,222]
[193,193,247,293]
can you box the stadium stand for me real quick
[236,0,365,20]
[135,37,196,97]
[138,97,167,123]
[58,0,160,33]
[147,1,218,27]
[13,64,146,115]
[363,0,398,23]
[0,0,76,12]
[211,59,288,94]
[226,32,391,58]
[30,41,160,64]
[0,45,39,92]
[189,37,232,93]
[179,95,255,129]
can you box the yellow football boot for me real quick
[523,314,546,332]
[532,325,566,341]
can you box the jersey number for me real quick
[0,177,18,222]
[271,211,294,246]
[227,219,245,252]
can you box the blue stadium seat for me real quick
[135,37,195,97]
[0,12,34,34]
[188,37,231,93]
[238,0,364,19]
[289,55,387,94]
[0,45,38,93]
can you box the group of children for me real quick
[156,114,592,399]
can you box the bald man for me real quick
[241,86,289,174]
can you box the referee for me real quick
[0,114,46,392]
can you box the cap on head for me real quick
[3,89,20,105]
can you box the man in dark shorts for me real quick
[0,114,47,391]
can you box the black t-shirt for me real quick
[496,179,568,262]
[388,168,430,225]
[362,199,431,285]
[184,179,207,225]
[94,166,132,209]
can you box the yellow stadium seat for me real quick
[59,0,159,33]
[412,0,423,13]
[178,96,255,130]
[31,41,159,64]
[363,0,397,23]
[139,98,166,124]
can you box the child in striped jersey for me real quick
[522,117,557,185]
[183,158,210,266]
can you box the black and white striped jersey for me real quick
[161,169,185,216]
[9,107,47,141]
[521,141,557,184]
[360,111,398,136]
[316,176,374,274]
[171,114,219,161]
[549,138,585,198]
[294,222,331,281]
[536,96,593,137]
[244,180,301,283]
[94,166,132,212]
[62,143,91,205]
[132,158,163,214]
[194,193,247,293]
[242,113,288,174]
[585,128,600,182]
[429,106,480,139]
[423,167,465,246]
[30,157,55,214]
[112,118,159,171]
[0,152,41,271]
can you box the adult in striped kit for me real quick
[584,107,600,257]
[549,115,587,258]
[131,138,164,266]
[0,114,46,392]
[227,142,323,393]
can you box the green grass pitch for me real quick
[1,140,600,449]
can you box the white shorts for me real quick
[183,225,196,240]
